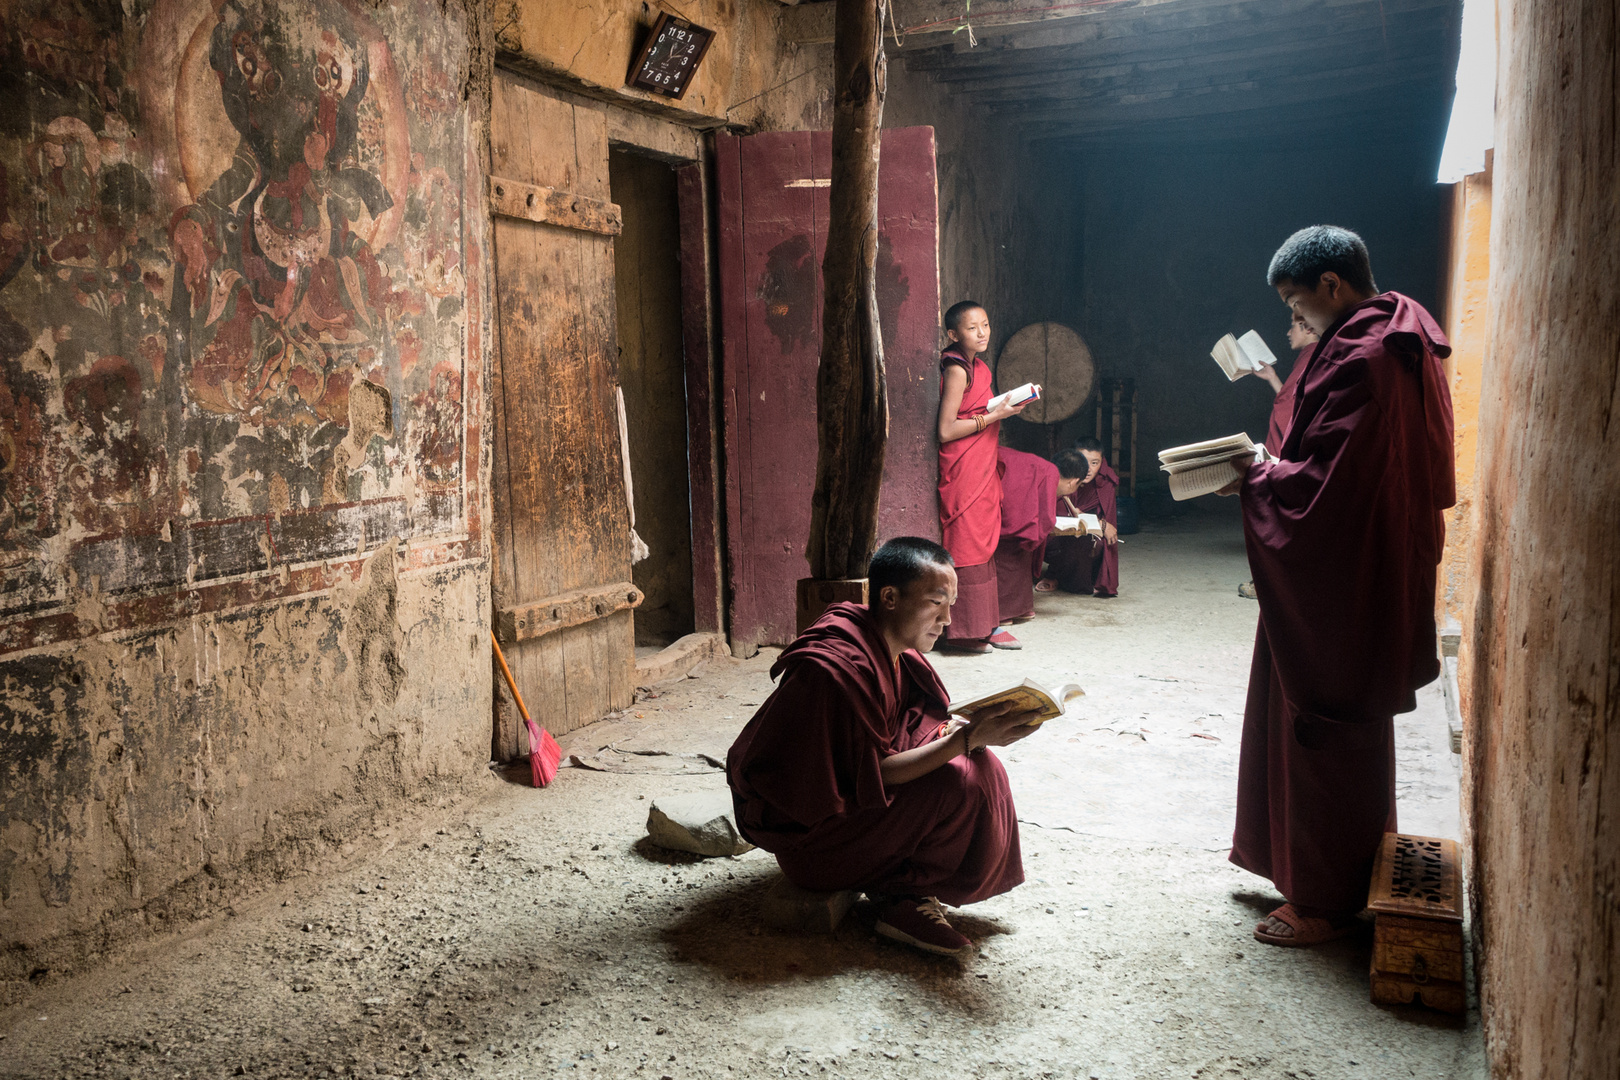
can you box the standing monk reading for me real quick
[936,301,1027,652]
[1227,226,1454,947]
[727,537,1040,956]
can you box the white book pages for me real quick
[1158,433,1255,466]
[987,382,1041,412]
[1236,329,1280,369]
[1168,459,1247,501]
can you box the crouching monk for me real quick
[727,537,1039,956]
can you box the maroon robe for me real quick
[1232,293,1454,914]
[994,447,1059,622]
[727,602,1024,905]
[1266,343,1314,453]
[1044,459,1119,597]
[937,351,1002,641]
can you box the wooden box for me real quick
[1366,833,1467,1015]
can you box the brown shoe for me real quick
[876,897,973,956]
[936,638,992,654]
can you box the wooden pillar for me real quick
[805,0,889,586]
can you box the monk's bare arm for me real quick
[937,366,1026,443]
[879,702,1041,785]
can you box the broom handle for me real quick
[489,632,533,726]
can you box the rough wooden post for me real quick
[805,0,889,583]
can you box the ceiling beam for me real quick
[898,0,1458,72]
[914,8,1454,90]
[781,0,1175,47]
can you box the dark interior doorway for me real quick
[610,148,695,647]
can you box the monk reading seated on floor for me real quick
[726,537,1041,957]
[1039,442,1119,598]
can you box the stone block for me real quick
[634,633,728,687]
[645,791,754,857]
[761,874,857,933]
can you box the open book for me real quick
[987,382,1041,412]
[1053,512,1102,536]
[1210,331,1279,381]
[948,678,1085,726]
[1158,433,1261,501]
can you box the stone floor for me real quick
[0,511,1484,1080]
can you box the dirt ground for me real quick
[0,511,1484,1080]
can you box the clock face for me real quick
[628,14,714,100]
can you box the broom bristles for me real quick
[525,717,561,788]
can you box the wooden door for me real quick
[716,127,941,653]
[488,73,636,747]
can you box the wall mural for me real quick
[0,0,472,649]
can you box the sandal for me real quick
[1035,579,1057,593]
[1253,903,1358,948]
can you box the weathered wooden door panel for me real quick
[490,73,634,743]
[716,127,941,652]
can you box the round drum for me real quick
[995,322,1095,425]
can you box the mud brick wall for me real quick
[0,0,491,996]
[1463,1,1619,1075]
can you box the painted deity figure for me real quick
[169,0,399,424]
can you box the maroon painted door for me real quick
[716,127,941,653]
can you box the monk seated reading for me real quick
[726,537,1041,957]
[1039,442,1120,598]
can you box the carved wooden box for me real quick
[1366,833,1467,1015]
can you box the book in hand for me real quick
[987,382,1041,412]
[1053,513,1103,536]
[1210,331,1279,381]
[1158,433,1260,501]
[947,678,1085,726]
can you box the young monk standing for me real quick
[1226,226,1454,947]
[935,301,1028,652]
[1039,440,1119,598]
[727,537,1041,956]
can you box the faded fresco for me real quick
[0,0,470,645]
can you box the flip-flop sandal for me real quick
[1035,580,1057,593]
[1253,903,1357,948]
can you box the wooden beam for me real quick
[488,176,623,236]
[898,0,1459,71]
[807,0,890,581]
[496,581,645,644]
[782,0,1157,46]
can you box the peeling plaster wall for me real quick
[1464,1,1619,1076]
[0,0,492,995]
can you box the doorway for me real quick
[609,148,695,648]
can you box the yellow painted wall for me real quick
[1438,159,1492,630]
[495,0,828,131]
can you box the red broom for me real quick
[490,631,562,787]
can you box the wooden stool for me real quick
[1366,833,1467,1015]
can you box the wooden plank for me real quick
[489,176,623,235]
[488,71,635,740]
[496,580,645,643]
[781,0,1149,45]
[676,161,725,635]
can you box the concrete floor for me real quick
[0,512,1484,1080]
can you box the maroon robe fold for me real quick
[727,602,1024,906]
[937,352,1003,641]
[1232,293,1454,913]
[1266,343,1314,453]
[994,447,1059,622]
[1044,459,1119,597]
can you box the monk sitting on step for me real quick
[726,536,1040,957]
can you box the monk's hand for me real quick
[965,701,1044,750]
[1215,456,1253,497]
[938,718,969,743]
[1103,521,1119,545]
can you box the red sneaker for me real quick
[875,897,973,957]
[988,628,1022,650]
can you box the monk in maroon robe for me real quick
[1040,441,1119,598]
[1228,226,1454,947]
[993,446,1059,628]
[936,303,1027,652]
[1241,313,1318,600]
[728,537,1040,956]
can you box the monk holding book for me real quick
[1224,226,1454,947]
[727,537,1041,956]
